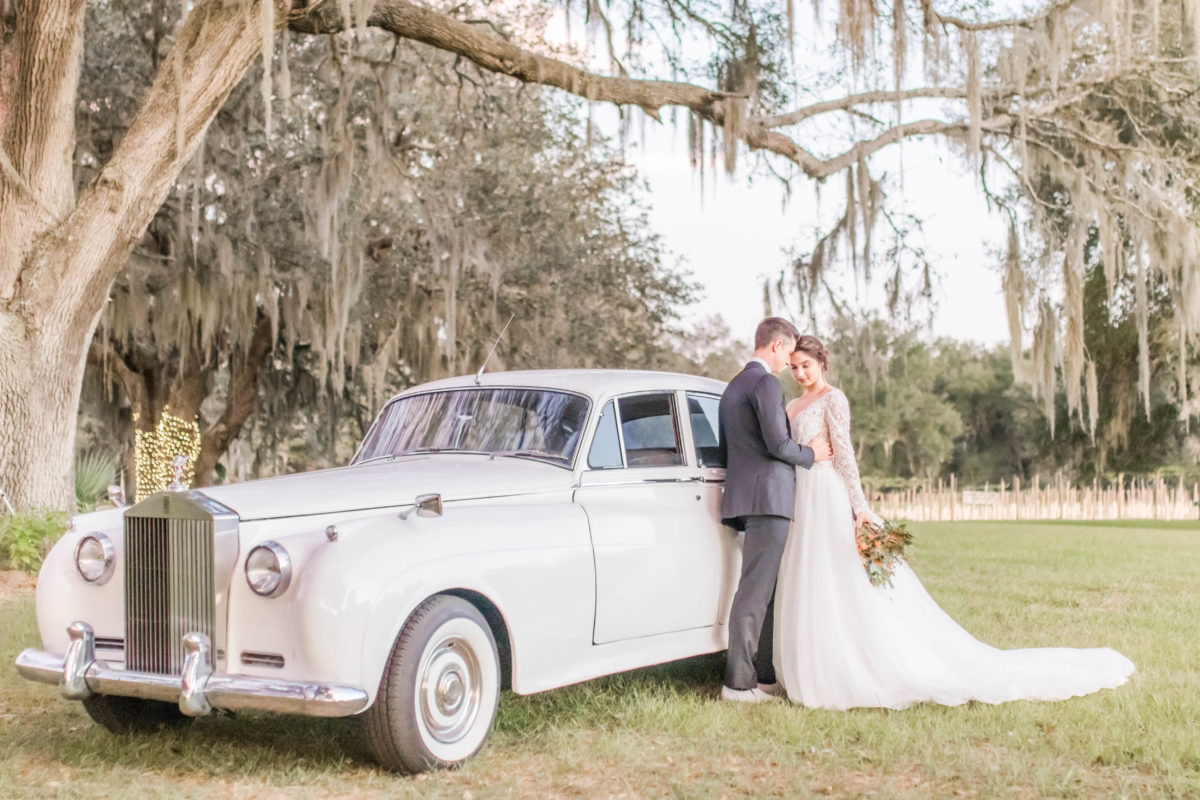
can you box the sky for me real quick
[592,110,1012,349]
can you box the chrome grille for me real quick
[124,516,215,674]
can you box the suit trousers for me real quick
[724,514,791,690]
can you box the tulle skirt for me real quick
[773,463,1135,709]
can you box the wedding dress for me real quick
[773,387,1135,709]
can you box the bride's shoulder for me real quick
[825,386,850,409]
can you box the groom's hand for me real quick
[807,435,833,462]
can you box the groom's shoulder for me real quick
[750,370,783,398]
[725,363,758,390]
[744,364,778,390]
[726,364,779,398]
[731,361,764,379]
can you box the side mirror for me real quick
[399,493,443,520]
[415,493,443,518]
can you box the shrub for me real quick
[75,450,117,512]
[0,509,69,572]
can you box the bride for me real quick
[772,334,1135,709]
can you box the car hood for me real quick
[193,455,575,521]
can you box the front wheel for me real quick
[363,595,500,773]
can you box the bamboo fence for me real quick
[869,473,1200,522]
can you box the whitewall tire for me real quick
[364,594,500,773]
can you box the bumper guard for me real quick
[15,622,369,718]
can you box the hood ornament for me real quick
[167,455,189,492]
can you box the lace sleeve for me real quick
[824,390,869,514]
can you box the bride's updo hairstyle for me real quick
[794,335,829,371]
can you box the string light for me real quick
[134,407,202,501]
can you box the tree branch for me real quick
[756,87,970,128]
[927,0,1085,32]
[289,0,967,178]
[87,334,149,422]
[0,0,86,295]
[0,0,83,212]
[194,309,274,485]
[0,141,58,221]
[288,0,1133,183]
[289,0,733,122]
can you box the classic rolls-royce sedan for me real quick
[17,370,742,773]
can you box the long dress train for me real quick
[773,388,1134,709]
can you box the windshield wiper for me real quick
[489,449,566,463]
[360,447,449,464]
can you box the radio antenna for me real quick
[475,313,515,385]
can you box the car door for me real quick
[684,392,742,626]
[578,391,732,644]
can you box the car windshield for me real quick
[355,388,591,467]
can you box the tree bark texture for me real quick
[0,311,87,509]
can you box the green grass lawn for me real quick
[2,521,1197,799]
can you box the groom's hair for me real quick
[754,317,799,350]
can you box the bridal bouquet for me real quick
[856,518,914,588]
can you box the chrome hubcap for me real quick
[419,636,481,744]
[437,671,464,712]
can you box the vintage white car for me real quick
[17,369,742,773]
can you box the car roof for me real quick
[387,369,728,404]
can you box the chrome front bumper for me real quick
[15,622,369,718]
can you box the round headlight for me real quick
[75,533,115,584]
[245,541,292,597]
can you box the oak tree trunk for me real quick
[0,312,93,509]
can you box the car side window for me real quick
[587,400,624,469]
[687,394,723,467]
[617,393,683,468]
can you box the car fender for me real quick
[289,500,595,704]
[34,509,126,656]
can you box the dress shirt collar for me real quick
[750,357,773,373]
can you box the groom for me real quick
[717,317,832,703]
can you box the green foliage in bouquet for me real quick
[0,509,68,572]
[856,519,914,588]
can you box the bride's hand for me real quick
[854,511,872,531]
